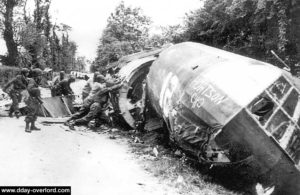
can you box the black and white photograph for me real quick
[0,0,299,194]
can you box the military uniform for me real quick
[81,72,100,100]
[3,74,28,117]
[51,71,65,97]
[53,77,75,96]
[68,82,107,126]
[67,76,122,129]
[24,69,42,133]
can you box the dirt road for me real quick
[0,80,239,195]
[0,116,178,195]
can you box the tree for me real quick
[182,0,300,75]
[95,1,151,69]
[60,33,77,72]
[29,0,52,69]
[0,0,20,66]
[75,56,87,72]
[0,0,78,71]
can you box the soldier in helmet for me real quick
[24,68,43,133]
[3,68,29,118]
[20,68,30,82]
[51,71,65,97]
[65,74,123,129]
[81,71,100,100]
[54,76,76,96]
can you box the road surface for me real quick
[0,116,178,195]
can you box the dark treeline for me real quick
[94,0,300,75]
[182,0,300,75]
[1,0,299,74]
[0,0,86,72]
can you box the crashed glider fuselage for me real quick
[146,42,300,193]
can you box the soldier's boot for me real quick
[64,118,73,126]
[15,111,20,119]
[8,108,13,118]
[25,122,31,133]
[30,122,41,131]
[67,120,75,130]
[88,119,96,129]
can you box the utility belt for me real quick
[24,95,42,105]
[8,89,22,95]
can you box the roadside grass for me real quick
[97,127,245,195]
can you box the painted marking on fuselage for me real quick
[159,72,179,117]
[189,79,227,108]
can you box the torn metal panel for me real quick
[39,96,73,118]
[117,45,171,69]
[117,57,156,129]
[144,118,164,131]
[62,96,74,114]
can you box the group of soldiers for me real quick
[3,68,123,132]
[65,71,123,130]
[3,68,43,133]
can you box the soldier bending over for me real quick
[65,75,122,130]
[3,68,29,118]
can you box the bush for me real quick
[0,65,20,87]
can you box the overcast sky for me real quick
[0,0,202,60]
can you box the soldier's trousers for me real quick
[24,97,40,123]
[95,109,111,126]
[73,102,102,125]
[9,90,22,115]
[69,98,93,121]
[82,92,89,101]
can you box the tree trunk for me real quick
[3,0,18,66]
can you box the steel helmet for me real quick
[21,68,29,75]
[32,68,43,77]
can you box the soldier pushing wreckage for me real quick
[52,76,76,97]
[65,74,123,130]
[81,71,100,100]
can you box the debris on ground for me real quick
[109,135,117,139]
[174,150,182,157]
[134,136,143,143]
[38,117,69,124]
[152,147,159,158]
[111,128,119,132]
[0,89,10,101]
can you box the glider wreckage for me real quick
[35,42,299,193]
[114,42,300,194]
